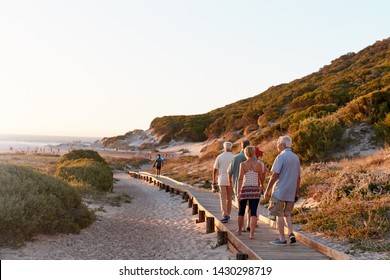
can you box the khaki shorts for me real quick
[268,196,294,217]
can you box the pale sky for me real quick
[0,0,389,137]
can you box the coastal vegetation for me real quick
[0,164,95,247]
[0,151,142,246]
[147,38,390,162]
[294,148,390,252]
[55,150,113,192]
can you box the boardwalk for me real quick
[130,171,352,260]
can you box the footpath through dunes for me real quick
[132,171,353,260]
[0,173,234,260]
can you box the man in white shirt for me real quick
[213,141,235,223]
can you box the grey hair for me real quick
[278,135,292,148]
[223,141,233,151]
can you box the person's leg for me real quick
[269,198,288,245]
[237,199,247,235]
[249,199,259,239]
[245,202,250,230]
[249,216,257,239]
[284,202,294,234]
[226,184,233,217]
[276,215,285,241]
[284,201,296,243]
[284,215,293,234]
[219,186,228,219]
[276,200,286,242]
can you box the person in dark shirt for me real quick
[153,154,164,177]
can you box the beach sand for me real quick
[0,173,234,260]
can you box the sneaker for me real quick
[227,215,230,220]
[289,233,296,244]
[269,239,287,246]
[270,215,276,221]
[221,216,229,223]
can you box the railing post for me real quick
[206,217,215,233]
[196,210,205,223]
[192,203,198,215]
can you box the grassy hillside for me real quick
[150,38,390,162]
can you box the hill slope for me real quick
[106,38,390,162]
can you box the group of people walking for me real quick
[212,135,300,245]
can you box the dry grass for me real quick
[293,147,390,251]
[0,153,60,174]
[300,147,390,203]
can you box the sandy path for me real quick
[0,173,234,260]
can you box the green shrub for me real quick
[374,113,390,144]
[0,164,95,247]
[58,149,108,165]
[55,158,113,192]
[336,89,390,125]
[292,116,345,161]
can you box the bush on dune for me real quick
[55,158,113,192]
[58,149,108,165]
[55,150,113,192]
[0,164,95,247]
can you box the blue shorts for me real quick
[238,199,259,216]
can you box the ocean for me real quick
[0,134,101,153]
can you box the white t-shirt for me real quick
[213,151,234,186]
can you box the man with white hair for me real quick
[213,141,235,223]
[264,135,301,245]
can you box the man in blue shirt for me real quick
[264,135,300,245]
[153,154,164,177]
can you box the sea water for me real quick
[0,134,100,153]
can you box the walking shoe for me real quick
[269,239,287,246]
[221,216,229,223]
[226,215,230,220]
[289,233,296,244]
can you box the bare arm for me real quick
[257,162,265,192]
[295,175,301,201]
[264,172,279,202]
[212,168,218,192]
[237,163,245,201]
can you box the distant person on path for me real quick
[212,141,235,223]
[153,154,164,177]
[237,146,265,239]
[263,135,300,246]
[228,139,250,230]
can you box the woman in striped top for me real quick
[237,146,265,239]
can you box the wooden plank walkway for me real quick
[129,171,352,260]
